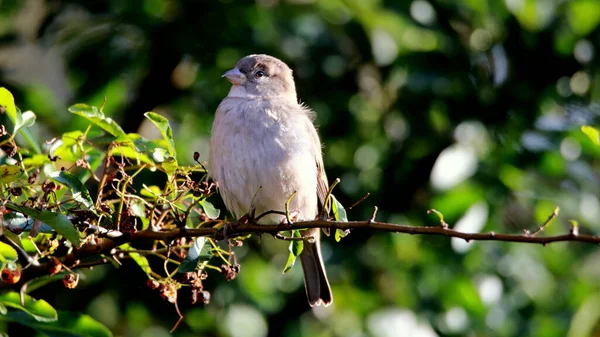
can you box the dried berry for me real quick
[221,264,237,281]
[48,257,62,275]
[63,273,79,289]
[190,288,199,304]
[10,187,22,196]
[1,267,21,284]
[200,290,210,304]
[193,152,200,161]
[42,181,57,193]
[159,283,178,303]
[28,172,37,184]
[147,279,160,290]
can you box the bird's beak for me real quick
[222,68,246,85]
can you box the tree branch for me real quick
[5,216,597,289]
[130,218,597,245]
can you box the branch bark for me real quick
[5,217,596,289]
[130,218,597,245]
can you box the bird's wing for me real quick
[305,113,331,234]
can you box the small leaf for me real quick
[0,88,41,153]
[130,253,152,276]
[6,205,81,246]
[0,87,18,120]
[0,292,58,322]
[22,272,69,294]
[335,229,349,242]
[13,110,36,135]
[331,194,348,222]
[144,112,176,159]
[2,310,113,337]
[48,171,95,210]
[178,237,212,273]
[119,244,152,276]
[582,125,600,146]
[200,200,220,220]
[282,252,296,274]
[283,231,303,273]
[0,165,26,184]
[69,104,126,138]
[0,242,18,262]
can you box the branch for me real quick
[6,214,596,289]
[128,219,597,245]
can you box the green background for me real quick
[2,0,600,336]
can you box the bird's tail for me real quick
[299,228,332,306]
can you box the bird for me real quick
[208,54,332,306]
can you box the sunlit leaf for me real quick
[119,244,152,276]
[178,237,212,273]
[2,310,113,337]
[6,204,81,246]
[0,87,17,120]
[200,200,220,220]
[13,110,36,135]
[0,292,58,322]
[0,242,18,262]
[335,229,349,242]
[48,171,95,210]
[144,112,177,159]
[283,230,303,273]
[0,165,25,184]
[331,194,348,222]
[0,88,41,153]
[69,104,126,138]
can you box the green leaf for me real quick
[331,194,348,222]
[0,87,17,120]
[14,110,36,135]
[130,253,152,276]
[582,125,600,146]
[1,310,113,337]
[178,237,212,273]
[0,292,58,322]
[6,205,81,246]
[0,165,26,184]
[48,171,95,210]
[22,272,70,294]
[0,88,41,154]
[69,104,126,138]
[335,229,349,242]
[119,244,152,276]
[144,112,176,159]
[0,242,18,262]
[283,230,303,273]
[200,200,220,220]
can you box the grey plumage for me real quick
[209,54,332,306]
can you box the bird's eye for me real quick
[255,70,266,78]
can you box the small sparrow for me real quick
[209,54,332,306]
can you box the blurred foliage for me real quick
[1,0,600,336]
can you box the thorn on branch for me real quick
[368,206,378,224]
[349,192,370,210]
[569,220,579,236]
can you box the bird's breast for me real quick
[209,99,318,222]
